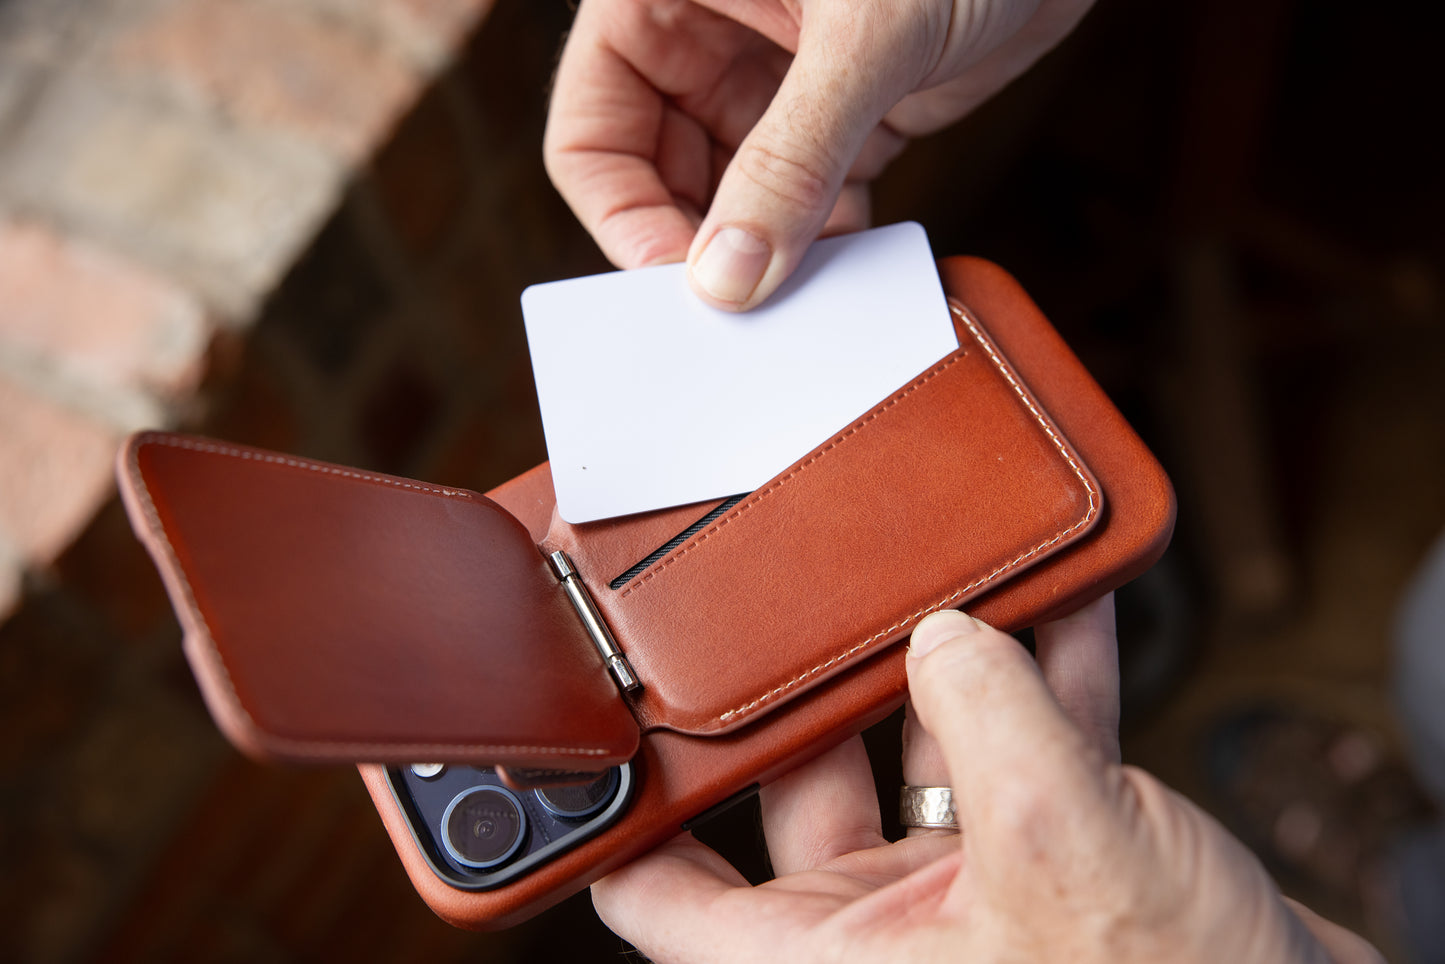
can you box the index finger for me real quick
[760,735,885,876]
[591,834,748,960]
[543,6,696,267]
[1034,594,1120,763]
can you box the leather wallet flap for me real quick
[117,434,640,769]
[546,303,1103,735]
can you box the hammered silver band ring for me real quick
[899,785,958,831]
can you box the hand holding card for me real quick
[522,223,958,524]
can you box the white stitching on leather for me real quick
[711,303,1100,725]
[127,432,616,760]
[140,434,475,498]
[618,353,967,598]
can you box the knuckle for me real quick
[592,209,687,270]
[733,135,839,215]
[973,782,1076,882]
[979,767,1068,844]
[540,144,566,188]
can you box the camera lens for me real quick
[537,768,619,818]
[442,786,527,869]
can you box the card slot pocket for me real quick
[595,304,1103,736]
[543,494,737,596]
[608,494,750,590]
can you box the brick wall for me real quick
[0,1,628,958]
[0,0,501,614]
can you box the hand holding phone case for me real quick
[117,257,1175,928]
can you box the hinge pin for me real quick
[548,550,641,694]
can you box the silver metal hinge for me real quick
[547,550,641,694]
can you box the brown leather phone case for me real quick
[116,256,1175,929]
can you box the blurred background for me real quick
[1,0,1441,960]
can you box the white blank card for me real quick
[522,222,958,524]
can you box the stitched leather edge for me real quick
[139,435,475,498]
[709,304,1100,725]
[123,432,616,761]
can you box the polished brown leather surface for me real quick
[546,303,1101,735]
[118,435,640,769]
[121,255,1176,930]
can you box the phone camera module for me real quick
[442,786,527,869]
[536,769,619,819]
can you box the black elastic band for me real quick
[608,494,749,589]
